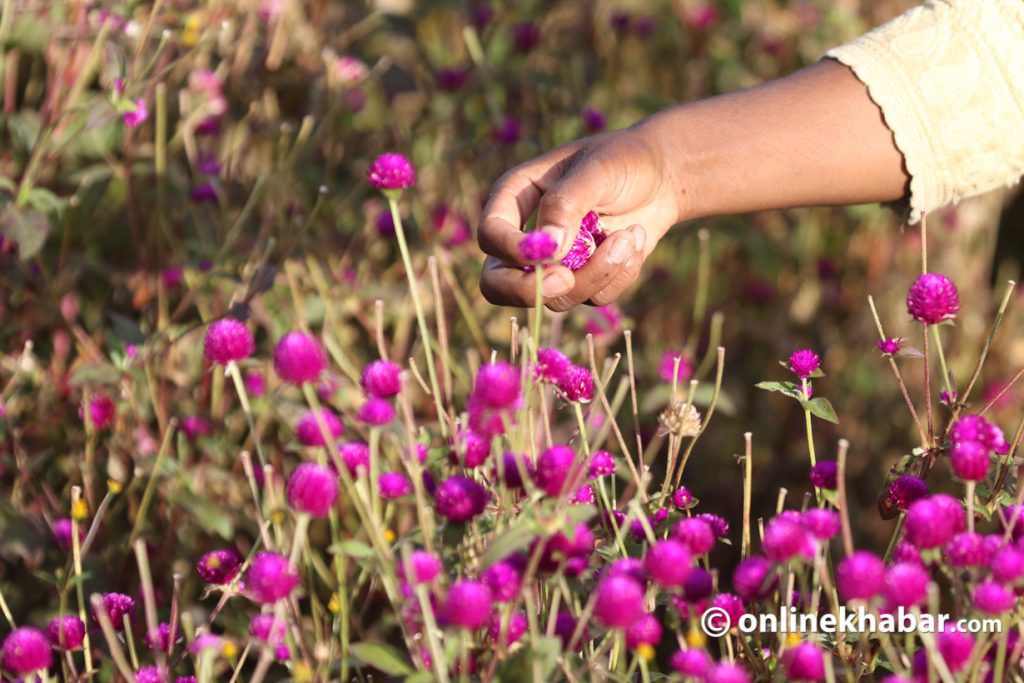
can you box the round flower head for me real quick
[402,550,442,586]
[2,626,51,674]
[972,580,1015,615]
[250,613,286,645]
[99,593,136,630]
[936,628,973,673]
[519,231,558,261]
[706,662,752,683]
[245,552,300,604]
[593,575,645,629]
[361,360,402,398]
[683,567,714,601]
[295,409,344,447]
[763,514,814,561]
[931,494,966,536]
[809,460,837,489]
[52,517,83,551]
[885,474,928,511]
[907,273,960,324]
[203,319,255,365]
[554,611,587,650]
[80,394,116,430]
[890,542,923,565]
[443,580,493,629]
[488,612,528,646]
[991,546,1024,582]
[560,212,607,271]
[435,475,488,523]
[338,441,370,476]
[782,641,825,682]
[557,364,594,402]
[660,351,694,384]
[378,471,412,499]
[144,623,171,651]
[534,348,571,383]
[472,362,521,410]
[357,397,395,426]
[273,331,327,384]
[135,667,165,683]
[905,495,961,548]
[673,487,694,509]
[645,539,693,587]
[698,513,730,538]
[366,153,416,190]
[587,450,616,478]
[625,614,662,650]
[47,615,85,650]
[884,561,930,607]
[945,532,990,567]
[496,451,532,490]
[671,648,712,678]
[483,558,524,602]
[197,548,242,584]
[836,551,885,602]
[950,440,990,481]
[181,415,211,440]
[572,484,595,505]
[877,337,904,355]
[802,508,840,540]
[710,593,746,626]
[286,463,339,517]
[733,555,777,600]
[511,20,540,51]
[788,349,820,379]
[455,428,491,469]
[535,445,583,497]
[674,517,716,555]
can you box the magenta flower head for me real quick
[273,331,327,384]
[483,557,524,602]
[52,517,84,551]
[625,614,662,650]
[972,580,1015,615]
[594,575,645,629]
[710,592,746,627]
[123,98,148,128]
[907,273,960,324]
[809,460,837,489]
[673,487,694,509]
[645,539,693,587]
[496,450,532,489]
[992,546,1024,582]
[561,212,607,271]
[511,20,541,52]
[401,550,443,586]
[706,663,752,683]
[905,494,963,548]
[443,580,493,629]
[135,667,165,683]
[936,628,973,673]
[286,463,339,517]
[338,441,370,476]
[203,319,255,365]
[361,360,402,398]
[884,474,928,511]
[660,351,694,384]
[519,231,558,262]
[99,593,136,630]
[674,518,716,555]
[250,614,286,646]
[582,106,606,133]
[47,615,85,650]
[801,508,840,540]
[435,475,489,523]
[143,623,171,651]
[197,548,242,584]
[245,552,300,604]
[295,409,344,447]
[535,445,583,497]
[782,641,825,682]
[588,450,616,478]
[884,561,930,607]
[877,337,904,355]
[671,649,712,678]
[683,567,713,601]
[836,551,885,602]
[950,440,990,481]
[763,514,814,562]
[473,362,521,410]
[378,472,412,499]
[367,153,416,191]
[2,627,51,675]
[357,397,395,426]
[733,555,777,600]
[945,532,990,567]
[534,348,570,383]
[788,349,820,379]
[698,513,730,538]
[181,415,211,440]
[80,394,116,430]
[557,364,594,402]
[488,612,528,646]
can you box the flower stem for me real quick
[802,378,816,468]
[930,324,955,403]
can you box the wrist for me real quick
[631,111,709,224]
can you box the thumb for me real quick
[535,154,610,258]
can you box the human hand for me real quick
[478,127,685,310]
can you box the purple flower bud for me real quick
[435,475,489,523]
[877,337,904,355]
[554,611,586,650]
[809,461,837,490]
[482,558,523,602]
[511,21,540,52]
[273,331,327,384]
[594,575,645,629]
[557,365,594,402]
[582,107,606,133]
[378,471,412,499]
[625,614,662,649]
[782,642,825,681]
[286,463,339,517]
[495,451,532,489]
[534,348,571,383]
[936,628,973,672]
[801,508,840,540]
[706,663,752,683]
[80,394,116,430]
[361,360,402,398]
[181,415,212,440]
[645,539,693,587]
[135,667,164,683]
[98,593,136,630]
[295,409,344,447]
[488,612,527,645]
[204,319,255,365]
[197,548,242,584]
[519,231,559,262]
[972,580,1015,615]
[338,441,370,476]
[907,273,960,324]
[951,439,990,481]
[733,555,777,600]
[674,518,716,555]
[357,397,395,426]
[143,622,171,651]
[250,614,286,644]
[587,450,616,478]
[672,487,693,509]
[535,445,583,497]
[884,561,930,607]
[992,546,1024,582]
[472,363,521,410]
[788,349,820,379]
[367,153,416,191]
[886,474,928,511]
[435,66,472,91]
[572,484,595,504]
[698,513,730,538]
[660,351,694,384]
[47,615,85,650]
[402,550,443,585]
[763,514,814,561]
[2,627,51,674]
[444,580,493,629]
[52,517,84,551]
[836,551,885,602]
[245,372,266,396]
[245,552,300,604]
[683,567,714,601]
[671,648,712,678]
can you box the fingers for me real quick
[588,226,647,306]
[479,256,575,307]
[535,150,612,259]
[546,226,646,312]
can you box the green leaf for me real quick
[496,635,561,682]
[482,517,540,568]
[69,362,121,387]
[754,381,801,399]
[404,673,435,683]
[0,205,50,260]
[109,312,147,345]
[807,398,839,424]
[350,641,414,676]
[328,540,374,560]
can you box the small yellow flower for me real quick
[292,660,313,682]
[181,12,203,47]
[636,643,655,661]
[383,528,396,543]
[686,626,706,649]
[327,593,341,613]
[71,499,89,522]
[107,479,123,495]
[222,641,238,658]
[270,509,288,525]
[785,632,802,648]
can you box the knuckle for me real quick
[538,191,578,220]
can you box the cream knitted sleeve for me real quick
[825,0,1024,222]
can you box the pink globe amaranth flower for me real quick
[572,484,595,505]
[443,580,493,629]
[495,451,532,490]
[378,471,412,499]
[519,231,558,261]
[802,508,840,540]
[338,441,370,476]
[950,414,987,443]
[560,212,607,271]
[295,409,344,447]
[587,450,616,478]
[482,558,524,602]
[143,622,171,650]
[885,474,928,511]
[361,360,402,398]
[706,662,752,683]
[625,614,662,650]
[375,209,395,236]
[135,666,165,683]
[52,517,83,551]
[537,524,595,576]
[122,98,148,128]
[782,641,825,682]
[673,486,694,509]
[603,557,647,585]
[884,561,930,607]
[585,304,624,340]
[645,539,693,587]
[880,677,913,683]
[788,349,820,379]
[286,463,339,517]
[992,546,1024,582]
[455,428,491,469]
[809,460,837,489]
[99,593,136,630]
[582,106,606,133]
[402,550,443,586]
[698,513,729,538]
[877,337,904,355]
[836,551,885,602]
[511,20,540,52]
[594,575,645,629]
[2,627,51,674]
[1000,504,1024,541]
[435,475,489,523]
[47,615,85,650]
[950,439,990,481]
[907,273,960,324]
[733,555,777,600]
[659,351,694,384]
[945,532,991,567]
[671,648,712,677]
[683,567,714,601]
[250,613,286,644]
[357,397,395,426]
[245,372,266,397]
[488,611,528,645]
[197,548,242,584]
[435,66,472,92]
[535,445,583,497]
[684,2,720,31]
[190,634,224,655]
[534,347,571,383]
[493,113,521,145]
[674,518,716,555]
[273,331,327,384]
[80,394,116,430]
[245,552,300,604]
[890,542,923,565]
[936,628,974,673]
[472,362,521,410]
[181,415,211,440]
[203,318,255,365]
[763,514,814,561]
[367,153,416,191]
[557,364,594,402]
[973,580,1015,615]
[905,495,963,548]
[710,592,746,625]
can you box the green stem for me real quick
[802,378,816,468]
[930,324,955,403]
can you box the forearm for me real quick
[636,59,909,221]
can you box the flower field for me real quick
[1,1,1024,682]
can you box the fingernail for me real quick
[607,233,634,264]
[542,270,572,297]
[633,227,646,253]
[540,226,565,253]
